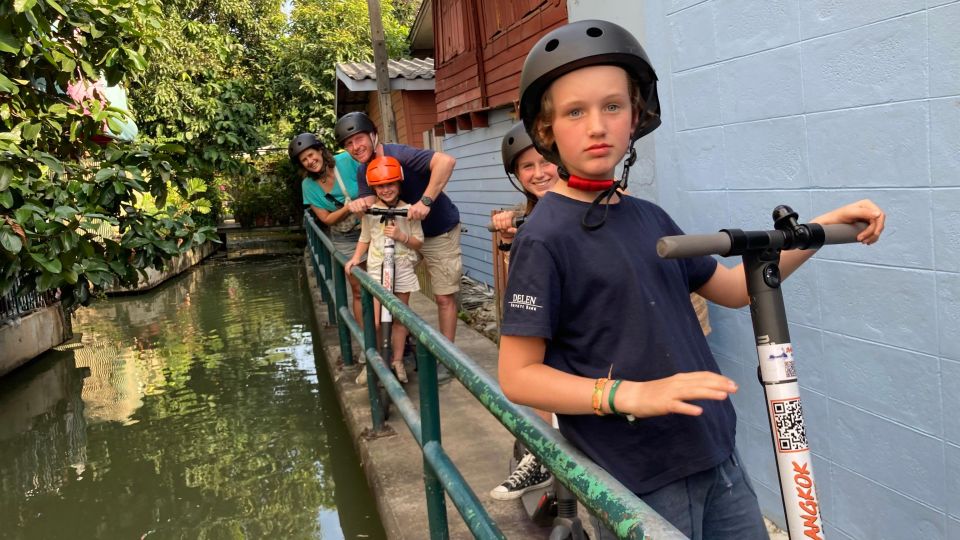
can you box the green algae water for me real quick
[0,255,386,540]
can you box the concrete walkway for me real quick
[305,259,568,539]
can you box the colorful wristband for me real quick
[592,377,609,416]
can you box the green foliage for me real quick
[231,153,299,227]
[0,0,219,299]
[270,0,416,146]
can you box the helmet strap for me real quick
[579,144,637,231]
[568,175,614,192]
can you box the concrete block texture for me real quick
[672,67,723,130]
[713,0,799,60]
[932,189,960,271]
[812,188,934,269]
[799,0,925,39]
[801,12,927,112]
[645,0,954,531]
[723,116,810,190]
[818,260,937,354]
[806,102,929,188]
[673,126,725,190]
[943,359,960,444]
[930,97,960,187]
[929,2,960,96]
[827,399,945,509]
[719,44,803,123]
[938,272,960,362]
[830,464,947,540]
[947,442,960,518]
[821,332,942,435]
[668,1,716,71]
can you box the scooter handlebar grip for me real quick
[820,223,867,245]
[657,233,732,259]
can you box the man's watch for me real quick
[420,195,434,207]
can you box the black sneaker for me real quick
[490,451,553,501]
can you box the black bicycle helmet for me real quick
[518,20,661,166]
[288,132,323,165]
[500,121,536,176]
[334,111,377,146]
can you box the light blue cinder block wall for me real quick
[569,0,959,538]
[442,108,520,285]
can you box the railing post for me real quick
[417,346,449,539]
[320,242,337,323]
[333,261,354,367]
[361,288,386,431]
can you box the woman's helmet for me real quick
[365,156,404,186]
[518,20,661,168]
[287,133,324,165]
[335,112,378,146]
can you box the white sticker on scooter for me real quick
[757,342,796,383]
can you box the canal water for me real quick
[0,255,386,539]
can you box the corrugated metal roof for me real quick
[337,57,435,82]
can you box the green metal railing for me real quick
[304,212,687,540]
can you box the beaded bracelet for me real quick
[592,377,609,416]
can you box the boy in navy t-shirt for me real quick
[498,20,886,540]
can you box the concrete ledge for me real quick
[107,242,218,294]
[0,304,70,377]
[303,255,551,539]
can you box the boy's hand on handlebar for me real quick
[620,372,738,418]
[344,257,360,275]
[812,199,885,245]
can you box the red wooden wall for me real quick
[433,0,568,124]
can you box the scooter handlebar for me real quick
[366,207,409,218]
[657,223,867,259]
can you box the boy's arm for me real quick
[697,199,885,308]
[499,335,738,418]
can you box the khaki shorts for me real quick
[420,226,463,296]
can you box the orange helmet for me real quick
[365,156,404,186]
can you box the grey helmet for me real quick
[518,20,661,167]
[334,111,377,146]
[288,133,323,165]
[500,121,535,175]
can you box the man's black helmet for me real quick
[500,122,535,175]
[288,133,323,165]
[519,20,661,165]
[334,112,377,146]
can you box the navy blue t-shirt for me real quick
[357,143,460,238]
[500,192,735,495]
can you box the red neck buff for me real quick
[567,174,614,191]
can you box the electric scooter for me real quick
[367,206,411,385]
[657,205,867,540]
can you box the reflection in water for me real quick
[0,256,385,539]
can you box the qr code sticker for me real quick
[772,398,808,453]
[784,360,796,378]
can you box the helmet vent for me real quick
[507,137,515,145]
[586,27,603,38]
[545,39,559,52]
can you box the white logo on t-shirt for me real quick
[508,294,541,312]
